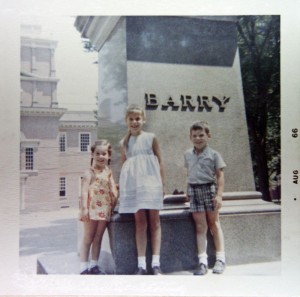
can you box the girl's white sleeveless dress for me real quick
[119,132,163,213]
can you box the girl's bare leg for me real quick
[91,220,108,261]
[134,210,148,257]
[148,209,161,255]
[80,220,98,262]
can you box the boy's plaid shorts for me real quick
[187,183,217,212]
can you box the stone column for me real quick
[20,174,28,210]
[51,82,58,108]
[31,81,38,107]
[31,42,37,74]
[49,47,56,77]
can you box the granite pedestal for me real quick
[108,192,281,274]
[36,192,280,275]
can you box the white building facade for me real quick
[20,25,97,212]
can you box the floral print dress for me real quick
[88,166,118,221]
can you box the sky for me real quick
[20,15,99,112]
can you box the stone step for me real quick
[37,197,281,275]
[37,252,281,276]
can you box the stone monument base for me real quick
[108,192,281,274]
[36,192,281,275]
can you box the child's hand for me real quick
[79,208,90,222]
[214,195,222,210]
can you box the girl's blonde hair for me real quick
[90,139,112,166]
[122,104,146,150]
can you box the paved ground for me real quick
[20,207,78,274]
[19,207,281,276]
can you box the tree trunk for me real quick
[249,123,271,201]
[255,143,271,201]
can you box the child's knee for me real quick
[209,221,222,234]
[194,221,208,234]
[150,218,161,232]
[83,234,94,245]
[136,219,148,232]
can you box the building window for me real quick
[59,177,66,197]
[59,133,66,152]
[25,147,34,170]
[80,133,90,152]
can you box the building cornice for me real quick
[20,170,39,177]
[21,75,59,83]
[74,16,237,52]
[21,107,66,117]
[21,37,57,49]
[20,139,40,152]
[60,123,97,129]
[74,16,122,51]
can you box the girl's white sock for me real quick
[216,251,226,263]
[89,259,98,269]
[198,252,208,266]
[137,256,146,269]
[80,261,89,273]
[151,254,160,268]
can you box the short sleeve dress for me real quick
[88,167,118,221]
[118,132,163,213]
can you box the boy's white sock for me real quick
[89,259,98,269]
[137,256,146,269]
[198,252,208,266]
[216,251,226,263]
[151,254,160,268]
[80,261,89,273]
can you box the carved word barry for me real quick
[145,93,230,112]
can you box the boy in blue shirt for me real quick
[184,121,226,275]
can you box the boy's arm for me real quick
[183,153,191,201]
[215,168,225,209]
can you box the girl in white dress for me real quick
[119,104,166,275]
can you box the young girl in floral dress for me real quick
[79,139,118,274]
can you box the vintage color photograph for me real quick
[1,0,299,296]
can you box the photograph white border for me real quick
[1,0,300,296]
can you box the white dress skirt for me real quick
[118,132,164,213]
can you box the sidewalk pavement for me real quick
[20,207,78,274]
[20,207,281,275]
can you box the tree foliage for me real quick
[237,15,280,201]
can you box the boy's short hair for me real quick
[190,121,211,135]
